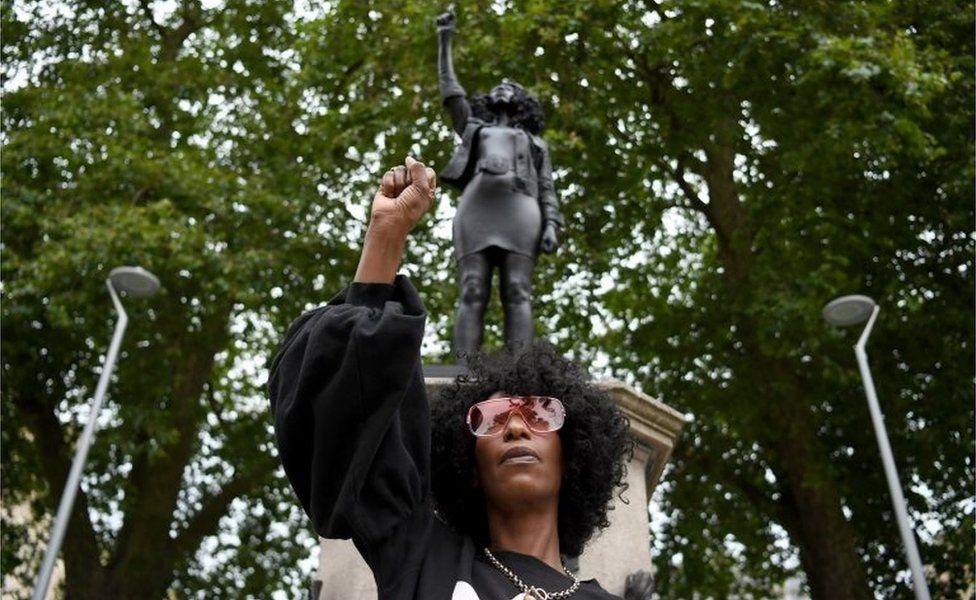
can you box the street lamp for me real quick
[32,266,160,600]
[822,294,931,600]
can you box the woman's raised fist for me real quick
[369,156,437,240]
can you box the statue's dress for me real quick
[453,125,542,260]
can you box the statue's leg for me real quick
[499,251,535,349]
[453,250,492,358]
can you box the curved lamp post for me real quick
[32,267,160,600]
[822,295,931,600]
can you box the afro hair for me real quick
[470,81,546,134]
[430,340,633,557]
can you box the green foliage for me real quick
[2,0,971,598]
[1,0,352,596]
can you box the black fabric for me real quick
[269,275,619,600]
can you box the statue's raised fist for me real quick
[370,156,437,240]
[435,10,456,33]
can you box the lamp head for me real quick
[822,294,876,326]
[109,266,160,298]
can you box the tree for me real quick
[2,1,355,596]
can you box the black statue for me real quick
[624,571,655,600]
[436,10,564,357]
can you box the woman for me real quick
[270,157,631,599]
[435,10,564,355]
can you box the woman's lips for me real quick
[499,446,540,465]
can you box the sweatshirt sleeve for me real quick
[268,274,430,549]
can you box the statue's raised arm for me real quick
[436,10,471,135]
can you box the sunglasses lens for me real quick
[521,397,565,432]
[468,400,511,436]
[467,397,565,436]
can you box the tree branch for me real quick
[161,1,208,62]
[670,156,712,218]
[170,453,280,561]
[204,383,229,432]
[105,429,150,572]
[138,0,168,39]
[692,448,790,527]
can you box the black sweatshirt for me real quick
[269,275,620,600]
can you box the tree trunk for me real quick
[772,422,874,600]
[18,392,108,597]
[59,315,229,599]
[698,136,874,599]
[103,329,226,599]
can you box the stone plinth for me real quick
[315,377,686,599]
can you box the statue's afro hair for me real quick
[470,81,546,134]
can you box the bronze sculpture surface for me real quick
[436,10,564,357]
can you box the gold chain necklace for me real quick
[482,547,581,600]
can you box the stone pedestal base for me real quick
[576,444,655,595]
[314,376,685,599]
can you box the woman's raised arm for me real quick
[269,157,437,553]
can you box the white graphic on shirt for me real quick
[450,580,525,600]
[451,581,479,599]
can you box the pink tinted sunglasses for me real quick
[466,396,566,437]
